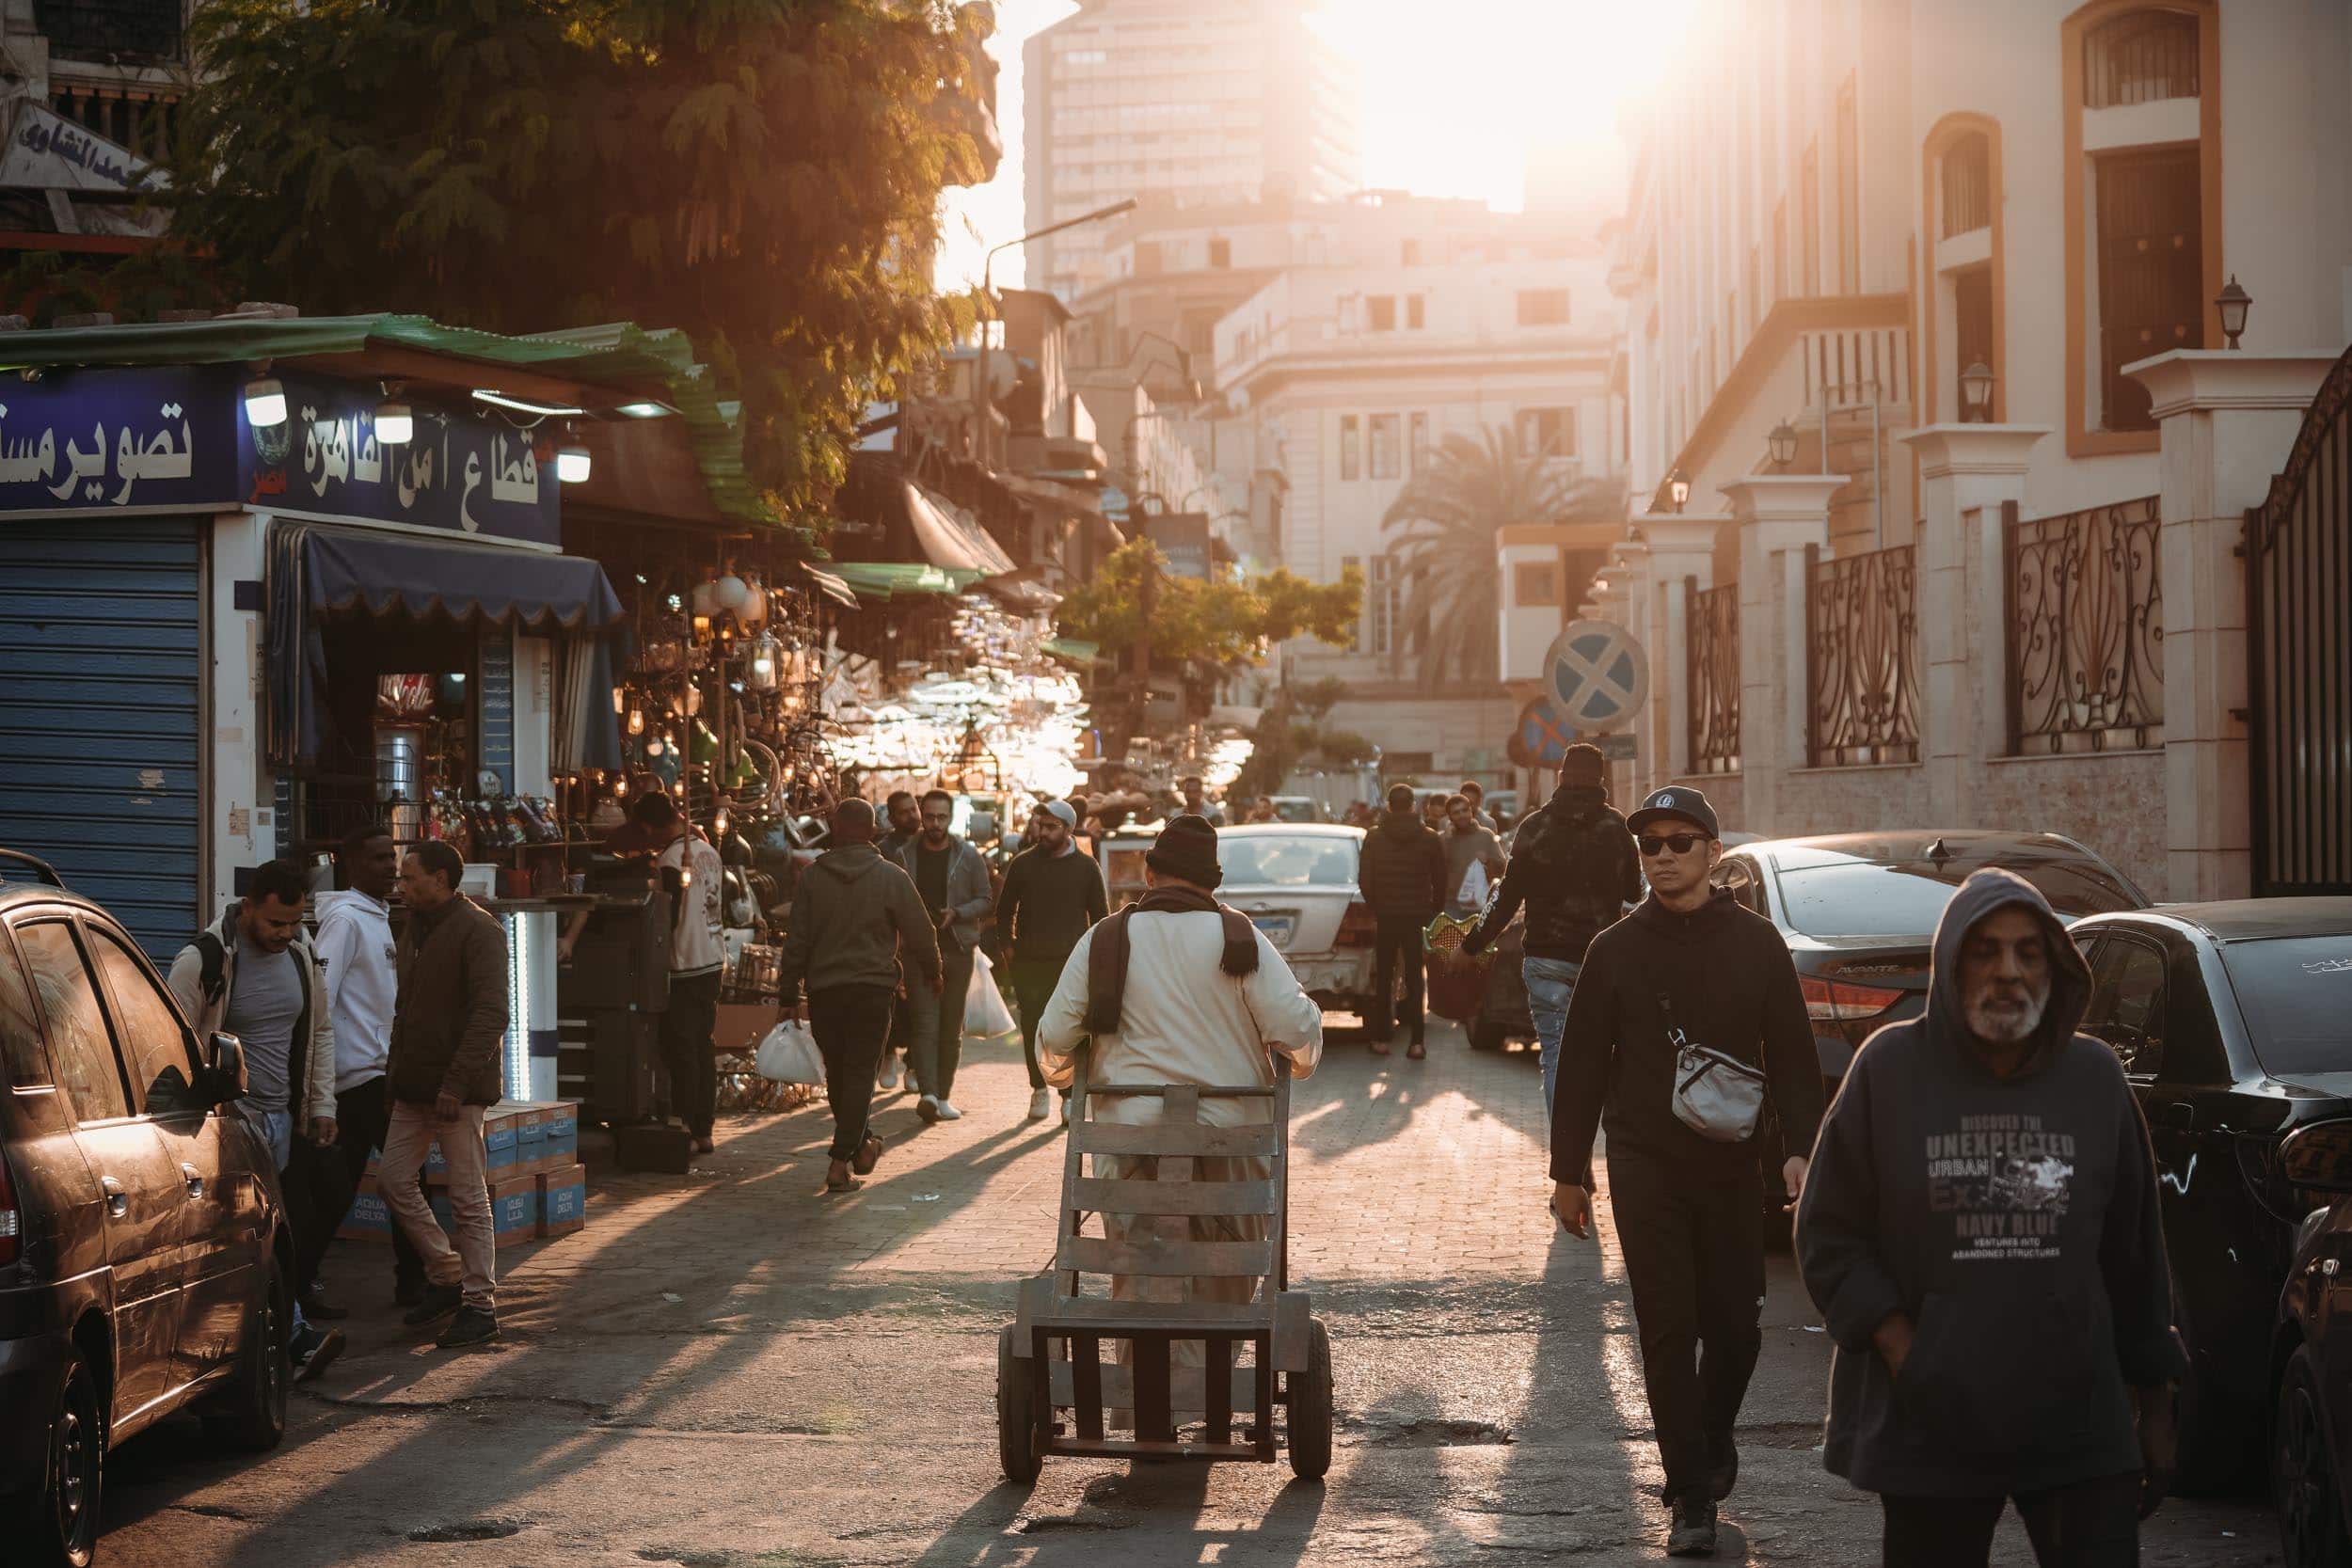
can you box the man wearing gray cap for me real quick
[993,798,1110,1121]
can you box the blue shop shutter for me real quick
[0,519,203,958]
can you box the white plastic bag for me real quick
[965,947,1019,1037]
[1456,858,1490,910]
[755,1017,824,1084]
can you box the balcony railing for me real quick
[1685,579,1740,775]
[35,0,181,59]
[2007,496,2165,752]
[1806,543,1920,767]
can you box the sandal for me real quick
[851,1133,883,1176]
[825,1169,863,1194]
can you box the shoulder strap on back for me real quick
[196,929,227,1004]
[1084,908,1134,1037]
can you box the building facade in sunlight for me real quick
[1022,0,1361,302]
[1603,0,2352,901]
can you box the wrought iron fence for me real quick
[1685,579,1740,775]
[1806,543,1920,767]
[2006,496,2164,753]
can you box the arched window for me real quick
[2084,10,2201,107]
[1941,134,1991,239]
[1921,116,2005,426]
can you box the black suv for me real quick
[0,851,290,1567]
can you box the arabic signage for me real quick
[0,365,560,546]
[0,103,164,194]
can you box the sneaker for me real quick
[1027,1088,1051,1120]
[394,1275,426,1308]
[916,1095,942,1124]
[291,1324,345,1383]
[877,1055,901,1091]
[933,1099,963,1121]
[299,1287,350,1322]
[402,1282,463,1326]
[1708,1434,1739,1501]
[1666,1497,1718,1558]
[436,1306,500,1349]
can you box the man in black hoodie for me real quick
[1356,782,1447,1058]
[1462,743,1641,1111]
[1795,868,2185,1566]
[1547,784,1822,1557]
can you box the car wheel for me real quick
[211,1251,290,1452]
[2275,1344,2350,1568]
[1470,1016,1506,1053]
[20,1343,103,1568]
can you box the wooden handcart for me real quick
[996,1062,1334,1481]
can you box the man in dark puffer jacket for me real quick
[1356,782,1447,1057]
[1462,743,1640,1110]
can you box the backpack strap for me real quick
[1083,907,1135,1037]
[195,929,228,1005]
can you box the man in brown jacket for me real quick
[383,840,510,1348]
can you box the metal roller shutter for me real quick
[0,518,204,957]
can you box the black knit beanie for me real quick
[1146,813,1223,888]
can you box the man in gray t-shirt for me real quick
[225,943,304,1114]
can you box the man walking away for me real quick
[382,841,509,1349]
[993,799,1109,1121]
[1547,786,1823,1557]
[168,858,345,1380]
[1356,782,1445,1059]
[1178,774,1225,826]
[1442,794,1506,918]
[1796,869,2184,1567]
[778,799,942,1192]
[1462,744,1640,1112]
[641,793,725,1154]
[1037,815,1322,1345]
[313,826,426,1309]
[894,789,993,1122]
[875,789,922,1093]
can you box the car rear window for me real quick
[1218,835,1357,887]
[2223,936,2352,1079]
[1775,854,2142,939]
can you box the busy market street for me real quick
[58,1032,2274,1568]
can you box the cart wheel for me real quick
[1287,1319,1334,1480]
[996,1327,1043,1482]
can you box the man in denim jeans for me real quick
[1460,744,1639,1111]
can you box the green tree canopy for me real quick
[1057,540,1362,672]
[1380,426,1629,687]
[167,0,996,517]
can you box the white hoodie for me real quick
[314,888,398,1094]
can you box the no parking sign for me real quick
[1543,620,1648,733]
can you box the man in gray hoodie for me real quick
[1795,868,2185,1567]
[778,799,943,1193]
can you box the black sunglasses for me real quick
[1637,832,1708,857]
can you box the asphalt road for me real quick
[87,1021,2280,1567]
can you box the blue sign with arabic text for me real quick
[0,364,560,546]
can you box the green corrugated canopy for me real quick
[1041,638,1100,665]
[827,562,983,601]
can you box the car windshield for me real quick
[1774,848,2143,938]
[1219,835,1356,887]
[2223,935,2352,1079]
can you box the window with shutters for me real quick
[1516,407,1577,461]
[2094,146,2201,432]
[1406,293,1425,329]
[1366,295,1397,332]
[1514,562,1561,608]
[1339,415,1360,481]
[1408,412,1429,472]
[1207,237,1231,269]
[2084,9,2199,106]
[1369,414,1400,479]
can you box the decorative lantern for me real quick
[712,575,751,613]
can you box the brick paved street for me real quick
[92,1023,2279,1567]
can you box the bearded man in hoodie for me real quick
[777,799,943,1193]
[1796,869,2185,1567]
[1356,782,1446,1058]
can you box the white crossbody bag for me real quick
[1661,990,1767,1143]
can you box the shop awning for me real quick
[828,562,983,602]
[1041,638,1100,666]
[304,530,628,631]
[903,481,1021,577]
[801,562,861,610]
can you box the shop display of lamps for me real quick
[1961,360,1996,422]
[628,706,646,736]
[711,574,751,613]
[747,632,782,689]
[2217,275,2251,349]
[244,376,288,428]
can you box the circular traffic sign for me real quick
[1543,619,1648,733]
[1512,695,1577,768]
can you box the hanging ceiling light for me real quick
[557,443,592,483]
[244,376,287,428]
[375,401,414,445]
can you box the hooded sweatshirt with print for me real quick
[1793,868,2187,1498]
[775,841,943,1005]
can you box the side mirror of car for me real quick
[2280,1119,2352,1194]
[204,1032,249,1106]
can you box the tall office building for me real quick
[1022,0,1360,302]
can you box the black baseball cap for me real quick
[1626,786,1721,840]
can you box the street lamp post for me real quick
[1960,360,1995,422]
[973,198,1138,465]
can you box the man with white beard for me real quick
[1796,869,2186,1568]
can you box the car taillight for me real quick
[0,1151,18,1268]
[1802,975,1905,1022]
[1336,901,1377,947]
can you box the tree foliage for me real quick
[167,0,997,516]
[1379,426,1629,687]
[1056,540,1362,672]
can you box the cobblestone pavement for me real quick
[96,1022,2279,1567]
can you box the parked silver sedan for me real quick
[1215,824,1378,1019]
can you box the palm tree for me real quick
[1379,424,1628,688]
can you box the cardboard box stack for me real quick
[340,1100,587,1245]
